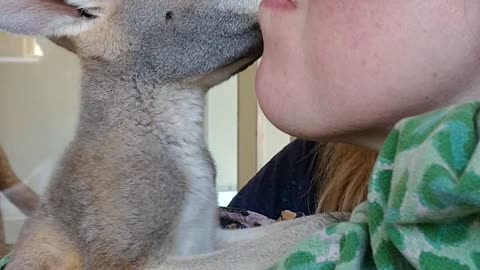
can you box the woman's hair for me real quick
[314,143,377,213]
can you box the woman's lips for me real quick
[260,0,296,10]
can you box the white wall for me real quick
[206,77,238,192]
[0,38,81,193]
[0,37,81,243]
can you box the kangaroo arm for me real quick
[151,212,349,270]
[0,146,39,216]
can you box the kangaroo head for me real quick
[0,0,262,86]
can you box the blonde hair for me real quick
[315,143,377,213]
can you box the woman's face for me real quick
[256,0,480,146]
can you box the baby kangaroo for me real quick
[0,0,262,269]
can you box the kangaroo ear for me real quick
[0,0,95,36]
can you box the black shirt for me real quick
[228,140,319,219]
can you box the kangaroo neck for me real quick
[76,61,207,146]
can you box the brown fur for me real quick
[0,146,20,191]
[9,222,81,270]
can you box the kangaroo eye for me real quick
[165,11,174,23]
[78,8,96,19]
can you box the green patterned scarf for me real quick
[269,102,480,270]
